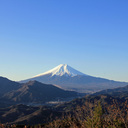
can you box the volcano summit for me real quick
[34,64,86,77]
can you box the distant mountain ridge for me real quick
[0,76,81,106]
[2,80,79,104]
[0,76,21,96]
[93,84,128,99]
[20,64,128,93]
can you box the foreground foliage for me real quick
[1,99,128,128]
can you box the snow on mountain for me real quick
[33,64,86,78]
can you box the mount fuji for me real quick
[20,64,127,93]
[34,64,86,77]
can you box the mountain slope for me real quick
[20,64,128,93]
[0,76,21,96]
[93,85,128,99]
[2,81,80,104]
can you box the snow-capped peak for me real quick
[34,64,86,77]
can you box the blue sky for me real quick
[0,0,128,82]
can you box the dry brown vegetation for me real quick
[1,99,128,128]
[43,100,128,128]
